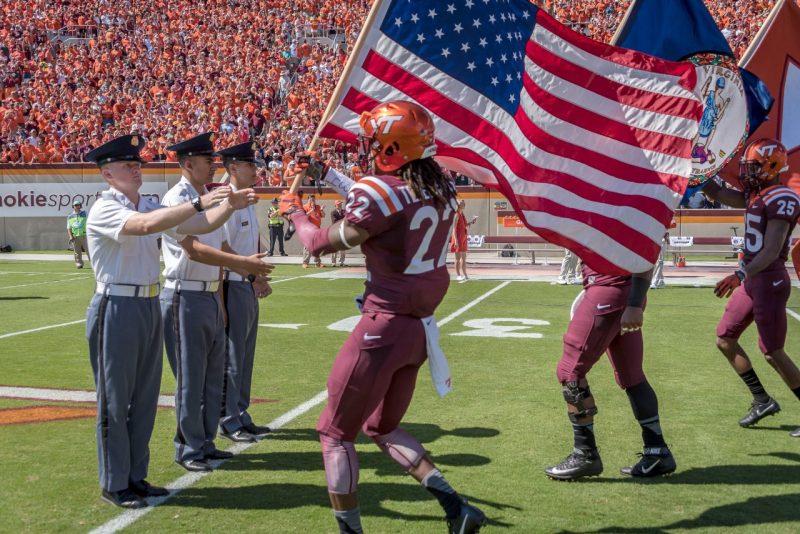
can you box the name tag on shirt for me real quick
[242,221,249,227]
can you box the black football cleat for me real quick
[243,422,272,436]
[205,449,234,461]
[739,398,781,427]
[219,428,257,443]
[101,488,147,509]
[176,459,212,472]
[620,447,676,477]
[129,479,169,497]
[791,427,800,438]
[545,448,603,480]
[447,497,487,534]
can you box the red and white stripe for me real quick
[351,176,404,216]
[319,7,702,275]
[761,185,800,206]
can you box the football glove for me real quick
[296,151,329,183]
[278,190,304,217]
[284,220,295,241]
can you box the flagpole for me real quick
[609,0,640,45]
[738,0,785,65]
[288,0,387,195]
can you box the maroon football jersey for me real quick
[345,175,457,317]
[581,265,631,288]
[743,185,800,273]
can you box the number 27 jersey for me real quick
[345,175,457,318]
[744,185,800,273]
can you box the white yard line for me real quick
[438,280,512,326]
[787,308,800,323]
[87,391,329,534]
[0,385,175,408]
[269,274,317,284]
[0,271,91,276]
[88,280,510,533]
[0,276,91,290]
[0,319,86,340]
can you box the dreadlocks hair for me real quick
[397,158,457,208]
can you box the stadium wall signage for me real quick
[0,183,168,217]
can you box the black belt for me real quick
[269,224,284,227]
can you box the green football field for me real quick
[1,259,799,533]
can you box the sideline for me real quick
[788,308,800,323]
[87,280,511,534]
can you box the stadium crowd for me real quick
[0,0,786,172]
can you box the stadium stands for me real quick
[0,0,787,167]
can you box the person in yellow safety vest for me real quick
[267,198,287,256]
[67,199,90,268]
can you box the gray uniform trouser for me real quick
[221,281,259,432]
[161,287,226,462]
[87,292,162,492]
[330,250,345,265]
[559,250,579,280]
[652,258,665,286]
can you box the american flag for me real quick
[319,0,703,275]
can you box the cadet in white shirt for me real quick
[216,141,274,443]
[84,134,258,509]
[160,133,273,473]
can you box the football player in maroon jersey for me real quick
[279,101,487,534]
[544,262,677,480]
[703,138,800,437]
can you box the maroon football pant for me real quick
[717,269,791,354]
[317,312,427,441]
[557,285,646,389]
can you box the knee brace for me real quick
[320,434,359,494]
[563,380,598,423]
[371,428,427,471]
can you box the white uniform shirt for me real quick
[86,188,163,285]
[223,184,259,269]
[161,176,227,282]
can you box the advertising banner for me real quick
[0,183,168,217]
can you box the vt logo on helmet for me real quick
[358,101,437,174]
[739,138,790,192]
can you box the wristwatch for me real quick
[191,196,204,212]
[247,274,256,283]
[734,269,746,282]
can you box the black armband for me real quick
[627,275,649,308]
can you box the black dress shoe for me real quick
[205,449,235,460]
[243,422,272,435]
[220,428,257,443]
[177,459,212,472]
[129,479,169,497]
[101,489,147,509]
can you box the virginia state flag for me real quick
[738,0,800,170]
[614,0,773,137]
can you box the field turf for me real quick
[1,259,799,533]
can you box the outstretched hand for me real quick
[228,187,259,209]
[200,185,231,209]
[244,252,273,277]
